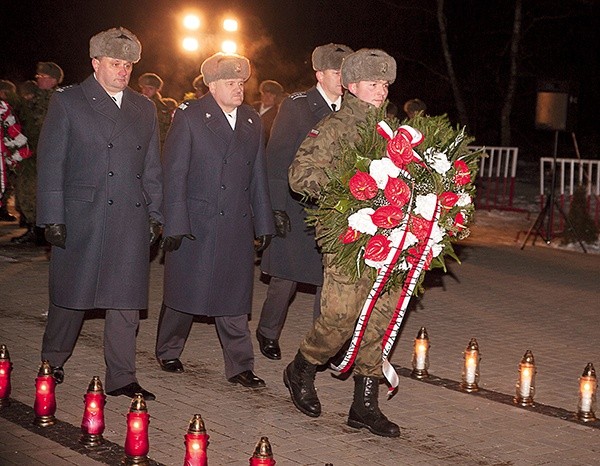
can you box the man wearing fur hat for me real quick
[156,52,275,388]
[36,27,163,400]
[284,49,401,437]
[138,72,172,148]
[252,79,285,145]
[256,43,353,362]
[11,61,64,244]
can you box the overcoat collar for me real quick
[307,86,332,120]
[202,93,259,158]
[81,75,142,140]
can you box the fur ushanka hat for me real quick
[311,43,353,71]
[341,48,396,88]
[89,27,142,63]
[201,53,251,85]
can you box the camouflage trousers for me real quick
[300,253,399,377]
[14,157,37,223]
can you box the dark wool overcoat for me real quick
[36,75,163,310]
[260,87,331,286]
[162,93,275,317]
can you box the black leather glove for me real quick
[254,234,272,252]
[149,217,162,245]
[45,224,66,249]
[160,234,196,252]
[273,210,291,238]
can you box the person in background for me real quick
[11,62,63,244]
[285,49,401,437]
[156,52,275,389]
[403,98,427,118]
[36,27,163,401]
[138,72,172,148]
[256,43,353,361]
[252,80,284,145]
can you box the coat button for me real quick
[136,173,141,179]
[223,159,227,164]
[244,187,249,191]
[135,202,141,207]
[108,199,113,205]
[219,210,225,216]
[137,145,142,150]
[108,143,113,149]
[242,213,247,217]
[108,171,114,177]
[246,161,251,165]
[221,184,226,190]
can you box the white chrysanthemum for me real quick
[425,150,451,174]
[414,194,437,221]
[348,208,377,235]
[456,192,472,207]
[431,222,444,243]
[369,157,401,189]
[389,227,418,251]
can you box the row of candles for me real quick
[0,346,275,466]
[410,327,598,421]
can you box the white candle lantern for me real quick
[411,327,430,379]
[460,338,480,392]
[514,350,536,406]
[577,363,597,422]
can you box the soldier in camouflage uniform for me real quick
[284,49,401,438]
[11,62,63,244]
[138,73,172,148]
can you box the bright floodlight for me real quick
[221,40,237,54]
[183,14,201,30]
[223,19,238,32]
[182,37,199,52]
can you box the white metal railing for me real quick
[468,146,522,211]
[539,157,600,229]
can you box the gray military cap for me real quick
[341,48,397,88]
[312,43,353,71]
[89,27,142,63]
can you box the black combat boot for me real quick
[10,224,36,244]
[347,375,400,437]
[283,351,321,417]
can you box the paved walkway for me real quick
[1,207,599,465]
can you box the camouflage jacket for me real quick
[289,92,375,199]
[151,94,172,147]
[22,87,54,151]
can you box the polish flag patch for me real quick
[308,129,320,138]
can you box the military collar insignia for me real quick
[248,117,253,124]
[205,112,211,119]
[178,101,190,110]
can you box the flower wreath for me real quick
[308,107,484,393]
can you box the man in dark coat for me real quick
[252,80,284,145]
[256,43,353,360]
[36,27,163,400]
[156,52,275,388]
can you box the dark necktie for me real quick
[331,103,337,111]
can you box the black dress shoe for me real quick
[158,358,184,373]
[256,330,281,360]
[228,370,266,388]
[107,382,156,401]
[51,366,64,384]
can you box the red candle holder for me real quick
[0,344,13,408]
[249,436,276,466]
[80,376,106,446]
[184,414,209,466]
[123,393,150,465]
[33,360,56,427]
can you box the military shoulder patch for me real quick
[290,91,307,100]
[308,128,320,138]
[56,84,75,93]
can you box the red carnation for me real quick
[364,234,391,262]
[339,226,360,244]
[371,205,404,229]
[384,176,411,207]
[453,160,471,186]
[349,171,378,200]
[440,191,459,210]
